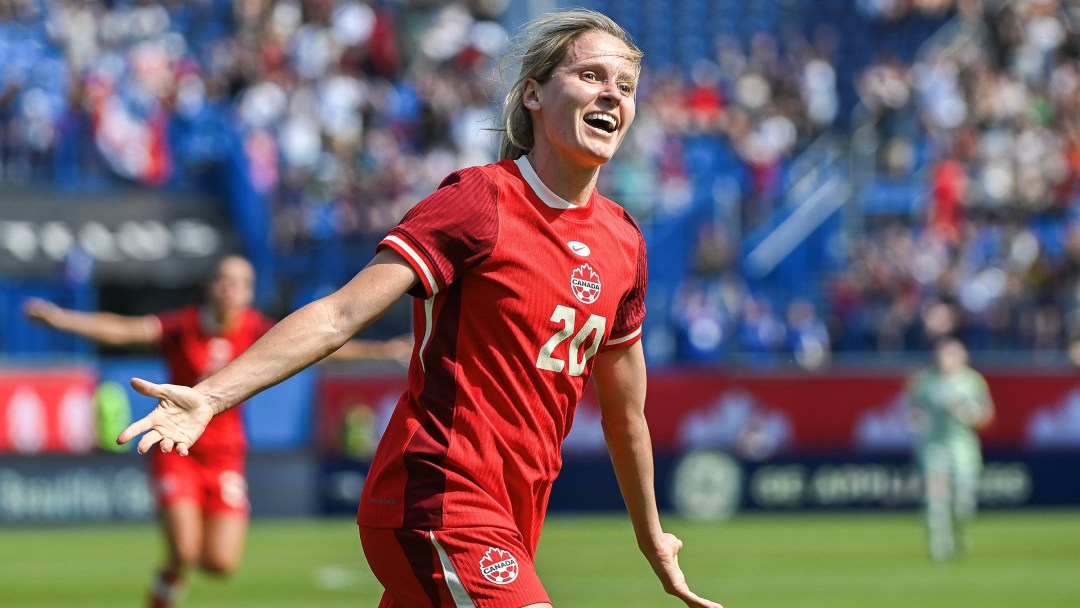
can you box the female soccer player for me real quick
[907,337,994,561]
[118,9,722,608]
[25,256,408,608]
[26,255,273,608]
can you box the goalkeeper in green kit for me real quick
[906,337,995,561]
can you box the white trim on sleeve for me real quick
[384,235,440,296]
[606,326,642,347]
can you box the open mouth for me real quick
[583,112,618,133]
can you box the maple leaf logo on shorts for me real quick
[478,546,519,585]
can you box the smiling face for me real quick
[523,30,638,171]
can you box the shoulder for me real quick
[399,163,506,233]
[594,195,647,264]
[385,163,508,293]
[246,308,276,333]
[597,194,645,237]
[154,306,197,339]
[908,369,931,387]
[964,368,990,385]
[605,194,643,229]
[156,306,196,325]
[404,164,503,223]
[434,164,503,197]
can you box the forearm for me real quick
[963,398,994,428]
[594,343,665,552]
[195,298,358,414]
[946,398,987,426]
[39,308,156,347]
[603,410,665,552]
[195,249,416,414]
[602,395,723,607]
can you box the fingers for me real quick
[136,429,163,454]
[116,416,155,446]
[130,377,165,397]
[679,589,723,608]
[23,298,50,322]
[123,425,189,457]
[657,535,723,608]
[120,379,171,453]
[123,377,199,457]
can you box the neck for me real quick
[219,310,234,327]
[525,149,600,207]
[205,306,241,334]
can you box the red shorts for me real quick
[359,525,549,608]
[150,447,248,516]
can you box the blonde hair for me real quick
[497,9,643,160]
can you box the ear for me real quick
[522,78,541,110]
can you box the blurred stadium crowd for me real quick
[3,0,1080,367]
[841,0,1080,360]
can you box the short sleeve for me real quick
[378,167,500,299]
[604,215,648,351]
[153,309,183,351]
[252,311,275,338]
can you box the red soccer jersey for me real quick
[154,306,275,452]
[359,158,647,553]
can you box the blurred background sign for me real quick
[0,367,96,454]
[0,189,231,286]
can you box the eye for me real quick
[619,83,634,95]
[582,71,599,82]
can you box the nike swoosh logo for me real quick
[567,241,591,257]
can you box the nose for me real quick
[600,80,624,104]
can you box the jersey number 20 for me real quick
[536,305,607,377]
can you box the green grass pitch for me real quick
[1,511,1078,607]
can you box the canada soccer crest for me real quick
[478,547,519,585]
[570,263,602,304]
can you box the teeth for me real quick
[584,113,617,131]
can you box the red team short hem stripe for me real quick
[359,525,550,608]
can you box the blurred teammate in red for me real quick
[25,255,410,607]
[25,255,270,607]
[117,9,722,608]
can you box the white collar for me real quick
[514,156,579,209]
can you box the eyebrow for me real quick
[568,58,640,83]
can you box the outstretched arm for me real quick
[954,373,995,430]
[593,342,723,608]
[118,249,418,455]
[24,298,160,347]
